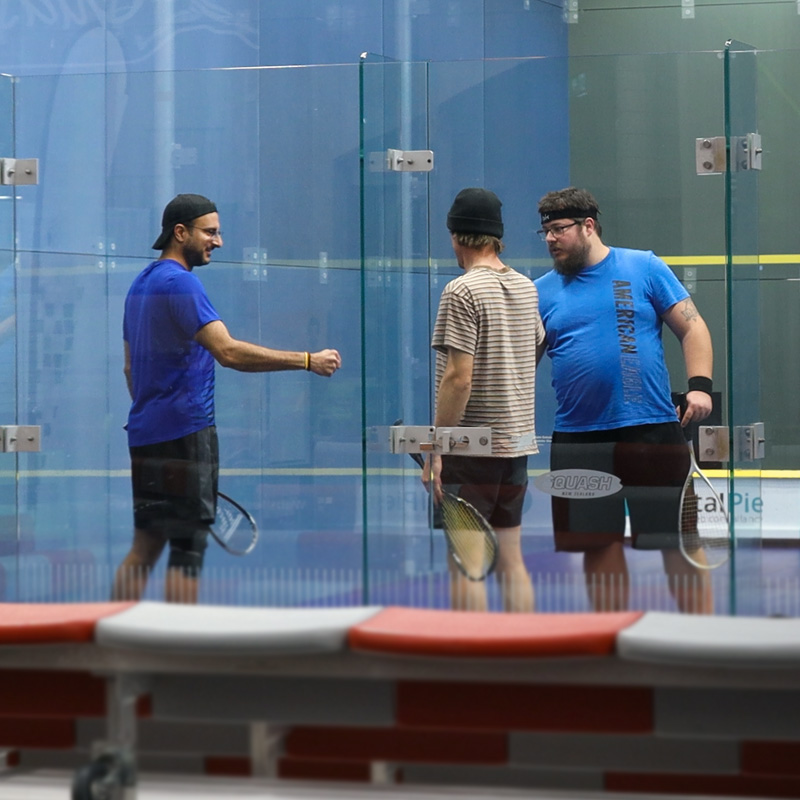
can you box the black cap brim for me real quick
[152,229,170,250]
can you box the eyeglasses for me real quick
[188,226,223,240]
[536,221,582,241]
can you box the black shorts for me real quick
[549,422,689,552]
[130,426,219,558]
[440,455,528,529]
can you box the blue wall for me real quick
[0,1,569,604]
[0,2,565,75]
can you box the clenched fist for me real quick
[309,349,342,376]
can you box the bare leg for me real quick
[165,568,200,604]
[448,555,487,612]
[111,528,166,601]
[662,548,714,614]
[583,542,629,611]
[494,525,534,613]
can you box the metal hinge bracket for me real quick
[0,425,41,452]
[390,424,492,457]
[734,133,763,171]
[386,149,434,172]
[563,0,579,23]
[697,423,765,462]
[0,158,39,185]
[696,134,762,175]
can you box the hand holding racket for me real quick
[678,421,731,570]
[409,451,498,581]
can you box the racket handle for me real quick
[683,421,699,444]
[677,395,700,443]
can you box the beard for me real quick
[551,238,591,276]
[185,243,212,269]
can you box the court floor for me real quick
[0,770,743,800]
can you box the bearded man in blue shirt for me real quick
[535,187,714,614]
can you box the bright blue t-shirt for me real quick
[534,247,688,432]
[123,259,221,447]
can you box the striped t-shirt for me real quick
[432,265,544,456]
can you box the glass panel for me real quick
[7,48,792,612]
[725,40,762,615]
[427,58,569,612]
[15,74,105,256]
[359,54,436,605]
[362,51,765,614]
[15,250,115,601]
[751,48,800,616]
[0,74,17,599]
[0,75,12,250]
[12,64,363,604]
[567,50,729,614]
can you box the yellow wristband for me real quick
[304,352,310,371]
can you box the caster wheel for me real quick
[71,757,116,800]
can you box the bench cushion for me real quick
[0,602,133,644]
[617,612,800,668]
[349,607,643,658]
[96,602,383,655]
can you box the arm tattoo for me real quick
[679,298,699,322]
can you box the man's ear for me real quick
[173,223,190,243]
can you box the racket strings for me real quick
[680,484,699,539]
[212,494,258,555]
[215,506,245,542]
[441,495,498,580]
[679,474,730,568]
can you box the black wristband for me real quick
[687,376,713,395]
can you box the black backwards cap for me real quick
[446,188,504,238]
[152,193,218,250]
[540,206,598,225]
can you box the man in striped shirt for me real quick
[424,188,545,612]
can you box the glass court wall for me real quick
[1,45,798,613]
[1,64,366,605]
[361,44,796,615]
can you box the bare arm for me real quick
[435,347,474,427]
[662,297,713,424]
[424,347,474,500]
[195,320,341,376]
[123,340,134,399]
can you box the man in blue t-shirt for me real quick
[534,187,714,614]
[114,193,342,603]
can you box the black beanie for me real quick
[446,188,504,238]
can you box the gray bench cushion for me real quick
[96,602,382,656]
[617,612,800,668]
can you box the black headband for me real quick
[540,207,598,224]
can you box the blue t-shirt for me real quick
[123,259,221,447]
[534,247,688,432]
